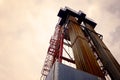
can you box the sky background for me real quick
[0,0,120,80]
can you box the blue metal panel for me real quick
[46,61,103,80]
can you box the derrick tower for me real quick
[41,7,120,80]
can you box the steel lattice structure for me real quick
[41,7,120,80]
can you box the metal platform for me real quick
[46,61,103,80]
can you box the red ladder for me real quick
[41,25,62,77]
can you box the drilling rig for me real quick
[41,7,120,80]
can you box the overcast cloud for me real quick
[0,0,119,80]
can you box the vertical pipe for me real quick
[58,33,64,63]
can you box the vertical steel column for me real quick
[67,16,104,78]
[58,33,64,63]
[85,23,120,80]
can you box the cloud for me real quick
[108,25,120,63]
[0,0,44,80]
[0,0,120,80]
[104,0,120,17]
[111,26,120,42]
[93,0,120,63]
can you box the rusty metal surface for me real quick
[67,16,104,78]
[85,23,120,80]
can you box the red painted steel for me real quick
[41,25,67,77]
[41,25,61,77]
[58,33,64,63]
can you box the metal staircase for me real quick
[41,26,61,77]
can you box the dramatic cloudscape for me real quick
[0,0,120,80]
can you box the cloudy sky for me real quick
[0,0,120,80]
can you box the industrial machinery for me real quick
[41,7,120,80]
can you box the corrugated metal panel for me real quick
[46,61,103,80]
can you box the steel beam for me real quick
[84,23,120,80]
[67,16,104,78]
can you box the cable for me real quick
[63,47,73,60]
